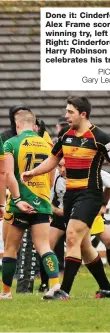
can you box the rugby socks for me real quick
[92,237,99,248]
[2,257,17,293]
[42,252,59,288]
[61,256,82,294]
[39,257,49,286]
[86,255,110,290]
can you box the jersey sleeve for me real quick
[51,137,63,158]
[0,136,4,159]
[3,139,13,155]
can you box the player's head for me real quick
[34,117,46,138]
[9,105,32,135]
[14,109,35,134]
[58,158,66,178]
[65,96,91,130]
[56,117,68,135]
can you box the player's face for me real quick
[58,158,66,178]
[65,104,83,130]
[56,123,62,134]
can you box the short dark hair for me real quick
[67,96,91,119]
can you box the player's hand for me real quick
[16,201,35,214]
[21,170,34,183]
[0,207,5,220]
[52,206,64,216]
[98,205,106,215]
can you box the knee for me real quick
[103,237,110,248]
[100,231,110,248]
[66,229,79,248]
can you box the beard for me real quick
[70,123,80,130]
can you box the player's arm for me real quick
[5,153,20,199]
[0,137,6,219]
[21,136,63,183]
[52,204,64,216]
[5,153,35,213]
[50,169,56,188]
[21,155,60,183]
[0,157,6,206]
[0,157,6,219]
[96,130,110,163]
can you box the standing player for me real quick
[0,109,60,299]
[22,96,110,299]
[0,136,6,220]
[38,157,66,291]
[1,105,54,293]
[16,116,54,293]
[91,170,110,262]
[39,161,110,295]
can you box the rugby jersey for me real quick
[52,125,110,191]
[4,130,52,214]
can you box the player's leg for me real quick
[99,223,110,265]
[50,214,65,271]
[45,218,88,300]
[50,226,65,250]
[60,217,88,296]
[51,192,104,300]
[31,214,60,295]
[1,218,24,298]
[16,228,39,293]
[99,224,110,250]
[81,231,110,297]
[38,226,65,292]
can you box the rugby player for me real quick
[21,96,110,299]
[39,160,110,297]
[39,157,66,291]
[0,110,60,299]
[0,136,6,219]
[16,115,54,293]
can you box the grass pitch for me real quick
[0,266,110,332]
